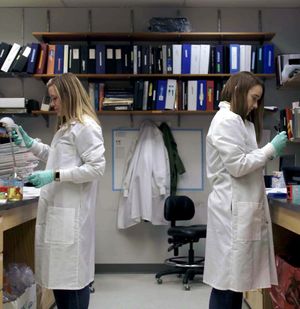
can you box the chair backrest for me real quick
[164,196,195,224]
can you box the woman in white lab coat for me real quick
[13,73,105,309]
[204,72,287,309]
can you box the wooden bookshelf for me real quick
[32,73,275,80]
[32,110,217,116]
[32,31,275,43]
[30,31,275,116]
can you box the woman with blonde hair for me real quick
[14,73,105,309]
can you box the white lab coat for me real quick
[30,115,105,289]
[204,101,278,292]
[117,120,170,229]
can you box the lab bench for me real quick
[0,198,54,309]
[244,198,300,309]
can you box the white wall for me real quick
[1,6,300,266]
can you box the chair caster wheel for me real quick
[184,284,191,291]
[157,278,163,284]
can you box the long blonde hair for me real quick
[47,73,100,128]
[221,71,264,142]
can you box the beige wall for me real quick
[0,6,300,264]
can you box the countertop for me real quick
[0,197,39,212]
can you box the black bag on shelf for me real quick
[148,17,192,32]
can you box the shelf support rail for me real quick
[217,9,222,32]
[88,10,92,32]
[130,9,134,33]
[258,10,262,32]
[47,10,51,32]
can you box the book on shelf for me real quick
[54,44,64,74]
[121,45,133,74]
[46,44,56,74]
[80,45,88,74]
[197,80,207,110]
[105,46,115,74]
[181,44,191,74]
[209,45,215,73]
[133,80,144,110]
[0,42,12,68]
[87,46,96,74]
[191,44,201,74]
[95,44,105,74]
[115,47,123,74]
[165,79,177,110]
[172,44,181,74]
[1,43,21,72]
[63,44,69,73]
[155,79,167,110]
[69,45,80,74]
[263,44,275,74]
[35,43,48,74]
[26,43,40,74]
[0,98,27,108]
[229,44,240,74]
[10,45,32,72]
[206,80,214,111]
[199,44,211,74]
[0,108,27,114]
[102,104,133,111]
[256,45,264,73]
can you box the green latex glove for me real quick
[28,170,54,188]
[12,126,34,148]
[270,131,288,157]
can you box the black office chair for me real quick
[155,195,207,290]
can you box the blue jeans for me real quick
[209,288,243,309]
[53,284,90,309]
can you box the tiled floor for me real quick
[89,274,249,309]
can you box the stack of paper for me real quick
[0,142,39,179]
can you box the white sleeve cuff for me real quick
[262,143,276,159]
[59,169,73,182]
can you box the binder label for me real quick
[89,49,95,59]
[115,49,121,59]
[73,48,79,59]
[23,46,31,57]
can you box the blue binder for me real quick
[96,44,106,74]
[26,43,40,73]
[263,44,274,74]
[54,44,64,74]
[181,44,191,74]
[215,45,224,73]
[155,80,167,110]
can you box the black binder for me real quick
[10,45,32,72]
[80,45,88,73]
[133,80,144,110]
[69,45,80,74]
[105,46,115,74]
[87,46,96,73]
[0,42,12,68]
